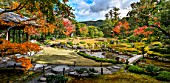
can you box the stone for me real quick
[16,62,22,67]
[106,66,112,70]
[80,73,89,77]
[72,45,77,49]
[44,73,55,77]
[39,77,46,82]
[94,67,112,74]
[0,57,2,61]
[3,57,10,61]
[51,37,56,41]
[6,61,16,67]
[52,65,70,73]
[113,66,121,69]
[119,52,123,55]
[34,64,47,70]
[45,66,52,70]
[69,71,78,76]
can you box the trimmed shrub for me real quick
[80,41,86,44]
[128,65,145,74]
[67,42,73,46]
[156,71,170,81]
[145,64,160,74]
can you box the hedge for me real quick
[80,41,86,44]
[77,52,117,64]
[128,65,145,74]
[67,42,73,46]
[156,71,170,81]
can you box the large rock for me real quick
[6,61,16,67]
[44,73,55,77]
[52,65,70,73]
[39,77,46,82]
[51,37,56,41]
[69,71,78,76]
[34,64,47,70]
[2,57,10,62]
[80,73,89,77]
[94,67,112,74]
[0,57,2,61]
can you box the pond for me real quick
[85,52,105,58]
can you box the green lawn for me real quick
[31,47,111,66]
[67,72,161,83]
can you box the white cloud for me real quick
[67,0,140,22]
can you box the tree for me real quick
[0,0,74,36]
[127,0,170,37]
[113,7,120,20]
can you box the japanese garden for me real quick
[0,0,170,83]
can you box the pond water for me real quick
[85,52,105,58]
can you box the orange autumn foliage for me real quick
[0,39,41,57]
[13,56,33,71]
[134,26,153,37]
[113,21,130,34]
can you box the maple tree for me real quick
[127,0,170,37]
[0,38,41,57]
[62,18,75,36]
[13,56,33,71]
[112,21,130,35]
[134,26,153,37]
[0,0,74,37]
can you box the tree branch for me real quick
[0,1,28,15]
[151,25,170,37]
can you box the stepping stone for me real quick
[52,65,70,73]
[34,64,47,70]
[44,73,55,77]
[6,61,16,67]
[45,66,52,70]
[0,57,2,61]
[80,73,89,77]
[113,66,121,69]
[16,62,22,67]
[94,67,112,74]
[3,57,10,61]
[69,71,78,76]
[39,77,46,82]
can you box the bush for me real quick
[80,41,86,44]
[156,71,170,81]
[110,40,114,44]
[145,64,160,74]
[67,42,73,46]
[76,68,89,74]
[44,40,50,45]
[47,74,68,83]
[128,65,145,74]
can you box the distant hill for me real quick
[80,20,104,27]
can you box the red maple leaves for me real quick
[62,18,74,36]
[113,21,130,35]
[134,26,153,36]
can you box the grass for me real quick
[0,68,42,83]
[142,59,170,71]
[67,72,161,83]
[31,47,111,66]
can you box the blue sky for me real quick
[66,0,140,22]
